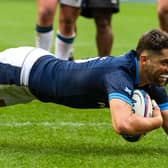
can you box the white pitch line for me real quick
[0,121,111,128]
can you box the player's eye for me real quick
[160,60,168,66]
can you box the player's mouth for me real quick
[159,74,168,85]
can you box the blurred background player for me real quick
[35,0,82,60]
[56,1,81,60]
[80,0,120,56]
[36,0,119,60]
[57,0,120,58]
[36,0,58,51]
[157,0,168,32]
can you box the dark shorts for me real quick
[80,0,120,18]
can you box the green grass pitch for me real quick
[0,0,168,168]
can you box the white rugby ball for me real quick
[132,89,153,117]
[122,89,153,142]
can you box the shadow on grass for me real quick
[0,142,167,156]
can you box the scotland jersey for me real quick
[28,50,168,109]
[0,47,168,110]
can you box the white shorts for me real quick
[60,0,82,7]
[0,46,55,86]
[0,46,56,106]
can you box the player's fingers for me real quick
[152,100,159,109]
[152,100,161,117]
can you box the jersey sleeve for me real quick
[142,85,168,111]
[104,70,134,105]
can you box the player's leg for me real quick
[55,0,82,60]
[93,9,113,56]
[0,47,38,106]
[80,0,119,57]
[36,0,57,51]
[157,0,168,32]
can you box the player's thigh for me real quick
[59,0,82,21]
[58,4,80,34]
[37,0,57,16]
[59,3,81,21]
[92,9,112,27]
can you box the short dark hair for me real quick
[136,29,168,57]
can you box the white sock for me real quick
[36,29,53,51]
[55,31,75,60]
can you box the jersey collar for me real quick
[133,52,139,86]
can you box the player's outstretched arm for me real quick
[109,99,163,135]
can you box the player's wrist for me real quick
[155,115,163,128]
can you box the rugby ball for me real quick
[122,89,153,142]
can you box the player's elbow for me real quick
[112,121,132,135]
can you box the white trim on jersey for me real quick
[74,56,108,63]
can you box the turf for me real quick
[0,1,168,168]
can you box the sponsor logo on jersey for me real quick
[124,87,132,95]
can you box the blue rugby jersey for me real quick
[28,50,168,109]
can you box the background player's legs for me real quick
[80,0,119,57]
[55,4,80,60]
[93,8,113,56]
[36,0,57,51]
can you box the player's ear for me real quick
[139,50,151,64]
[139,54,148,65]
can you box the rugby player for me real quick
[1,29,168,136]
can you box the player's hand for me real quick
[152,100,163,124]
[152,100,161,117]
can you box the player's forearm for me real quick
[110,99,163,135]
[118,114,163,135]
[113,113,163,135]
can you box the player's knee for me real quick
[38,8,54,25]
[59,18,76,35]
